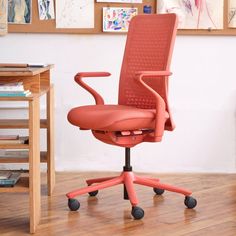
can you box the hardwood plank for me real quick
[1,172,236,235]
[181,221,236,236]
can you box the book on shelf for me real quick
[0,150,29,161]
[0,171,12,180]
[27,63,48,68]
[0,90,31,97]
[0,150,29,157]
[0,136,29,145]
[0,82,24,91]
[0,172,21,187]
[0,135,19,140]
[0,90,30,94]
[0,82,31,97]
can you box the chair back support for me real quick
[118,14,178,130]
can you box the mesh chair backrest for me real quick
[118,14,177,116]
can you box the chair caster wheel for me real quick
[68,198,80,211]
[184,196,197,209]
[153,188,165,195]
[88,190,98,197]
[131,206,144,220]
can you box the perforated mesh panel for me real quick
[118,14,177,109]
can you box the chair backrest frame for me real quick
[118,14,178,131]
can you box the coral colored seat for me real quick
[66,14,197,219]
[68,105,170,131]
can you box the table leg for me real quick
[46,85,55,196]
[29,97,41,233]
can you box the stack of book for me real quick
[0,135,29,144]
[0,171,21,187]
[0,82,31,97]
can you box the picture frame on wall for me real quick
[103,7,138,32]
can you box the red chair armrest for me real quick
[74,72,111,105]
[135,71,171,139]
[135,71,172,77]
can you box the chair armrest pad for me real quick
[135,70,172,77]
[74,72,111,105]
[75,72,111,78]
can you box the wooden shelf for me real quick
[0,143,29,149]
[0,176,29,193]
[0,87,51,101]
[0,89,49,101]
[0,65,54,77]
[0,93,38,101]
[0,151,47,163]
[0,119,47,129]
[0,66,55,233]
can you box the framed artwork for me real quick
[229,0,236,27]
[8,0,31,24]
[157,0,224,29]
[56,0,94,28]
[38,0,55,20]
[0,0,7,34]
[97,0,142,2]
[103,7,138,32]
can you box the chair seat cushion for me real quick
[68,105,169,131]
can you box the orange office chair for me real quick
[66,14,197,219]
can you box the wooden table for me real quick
[0,65,55,233]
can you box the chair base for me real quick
[66,171,192,207]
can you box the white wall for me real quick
[0,33,235,173]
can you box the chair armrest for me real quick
[74,72,111,105]
[135,71,171,139]
[135,71,172,77]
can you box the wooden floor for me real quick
[1,172,236,236]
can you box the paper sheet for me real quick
[56,0,94,29]
[157,0,224,29]
[38,0,55,20]
[0,0,7,35]
[97,0,142,3]
[8,0,31,24]
[229,0,236,27]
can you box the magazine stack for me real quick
[0,171,21,187]
[0,82,31,97]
